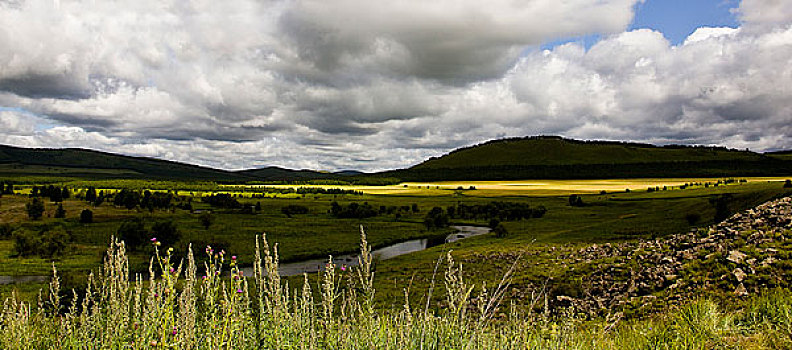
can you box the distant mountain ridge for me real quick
[1,136,791,182]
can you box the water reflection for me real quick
[244,225,491,277]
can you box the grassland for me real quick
[0,176,789,306]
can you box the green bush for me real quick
[26,198,45,220]
[12,226,70,258]
[117,218,147,250]
[80,209,93,224]
[151,220,180,247]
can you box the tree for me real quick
[39,227,70,258]
[80,209,93,224]
[424,207,449,230]
[49,186,63,202]
[94,194,105,207]
[61,186,71,199]
[54,203,66,218]
[281,205,308,217]
[784,179,792,188]
[85,187,97,203]
[2,182,13,195]
[568,194,584,207]
[117,218,147,250]
[26,198,45,220]
[13,226,70,258]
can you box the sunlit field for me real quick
[238,177,791,196]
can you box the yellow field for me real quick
[236,177,791,197]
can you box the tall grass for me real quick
[1,227,791,349]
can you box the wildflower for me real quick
[237,288,243,293]
[231,255,237,260]
[151,237,157,242]
[169,267,175,273]
[154,293,159,298]
[150,340,158,346]
[341,265,347,272]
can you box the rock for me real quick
[727,250,747,264]
[556,295,574,303]
[761,257,777,266]
[733,268,747,282]
[734,283,749,297]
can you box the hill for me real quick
[377,136,792,181]
[0,145,331,182]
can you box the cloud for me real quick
[736,0,792,32]
[0,0,791,171]
[280,0,637,82]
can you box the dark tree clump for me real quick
[13,227,70,258]
[424,207,450,230]
[26,198,45,220]
[784,179,792,188]
[282,205,309,217]
[330,202,377,219]
[117,218,147,250]
[80,209,93,224]
[568,194,584,207]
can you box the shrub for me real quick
[568,194,584,207]
[80,209,93,224]
[13,226,70,258]
[493,223,509,238]
[330,202,378,219]
[117,218,147,250]
[26,198,45,220]
[151,220,180,247]
[281,204,309,217]
[54,203,66,219]
[12,228,39,257]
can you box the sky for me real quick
[1,0,791,172]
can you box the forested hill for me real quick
[0,145,340,182]
[377,136,792,181]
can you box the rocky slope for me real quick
[552,196,792,318]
